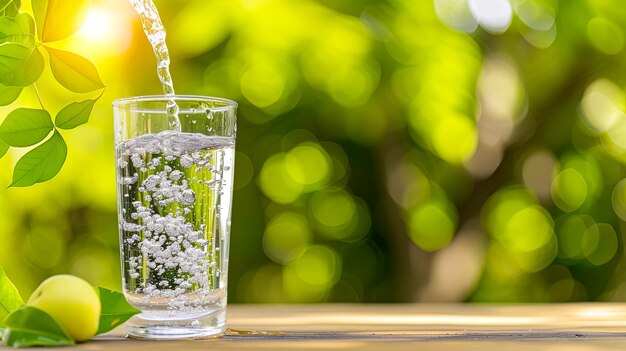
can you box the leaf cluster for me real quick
[0,266,140,347]
[0,0,104,187]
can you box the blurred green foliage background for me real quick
[2,0,626,303]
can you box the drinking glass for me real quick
[113,95,237,339]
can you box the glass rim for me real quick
[112,95,238,109]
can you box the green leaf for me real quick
[55,96,100,130]
[32,0,89,42]
[1,47,44,87]
[12,11,33,33]
[0,266,24,327]
[0,0,20,17]
[0,108,53,147]
[0,14,36,83]
[0,43,32,82]
[0,13,33,39]
[0,13,35,45]
[0,15,40,87]
[46,46,105,93]
[9,130,67,187]
[0,140,8,159]
[96,287,140,335]
[2,307,74,347]
[0,84,21,106]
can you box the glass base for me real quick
[125,308,226,339]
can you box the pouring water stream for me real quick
[128,0,180,130]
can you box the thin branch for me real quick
[33,83,45,110]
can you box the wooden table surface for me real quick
[6,303,626,350]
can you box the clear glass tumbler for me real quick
[113,95,237,339]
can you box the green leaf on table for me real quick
[2,307,74,347]
[45,46,105,93]
[0,84,22,106]
[0,140,8,159]
[9,130,66,188]
[0,0,21,17]
[32,0,89,42]
[0,14,36,83]
[55,96,100,130]
[0,108,53,147]
[1,47,44,87]
[0,266,24,327]
[96,287,140,335]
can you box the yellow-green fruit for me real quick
[27,275,101,342]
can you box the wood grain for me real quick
[5,304,626,350]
